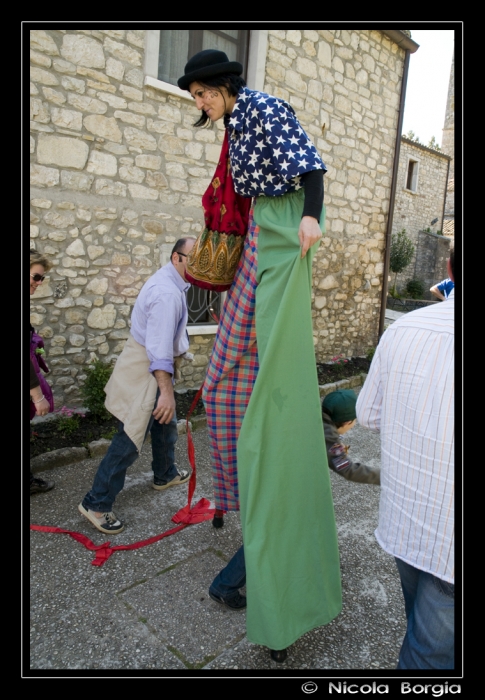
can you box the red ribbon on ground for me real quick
[30,387,216,566]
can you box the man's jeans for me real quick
[82,404,178,513]
[395,557,454,670]
[210,545,245,599]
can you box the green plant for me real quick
[101,426,117,441]
[56,414,80,435]
[329,354,349,380]
[404,278,425,300]
[389,228,415,295]
[404,129,421,144]
[427,135,441,151]
[80,359,114,421]
[54,406,85,435]
[366,347,376,362]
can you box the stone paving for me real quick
[27,310,416,676]
[28,409,409,675]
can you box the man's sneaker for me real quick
[209,590,247,610]
[78,503,124,534]
[30,477,55,495]
[152,468,191,491]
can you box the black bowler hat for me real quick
[177,49,243,91]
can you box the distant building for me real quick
[391,137,451,297]
[441,51,455,238]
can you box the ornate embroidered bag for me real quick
[185,130,251,292]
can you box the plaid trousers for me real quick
[202,211,259,511]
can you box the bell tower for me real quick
[441,51,454,224]
[441,51,454,177]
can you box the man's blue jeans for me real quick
[395,557,454,670]
[82,404,178,513]
[210,545,245,599]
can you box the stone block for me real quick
[119,165,145,183]
[135,154,161,169]
[30,66,59,86]
[123,126,157,150]
[296,56,317,79]
[38,134,89,169]
[88,439,111,458]
[60,171,94,191]
[30,163,59,188]
[106,57,124,80]
[87,150,118,177]
[61,34,105,68]
[51,107,83,131]
[128,184,159,200]
[104,37,142,67]
[94,179,127,197]
[84,115,122,142]
[30,446,88,472]
[30,29,60,56]
[87,304,117,329]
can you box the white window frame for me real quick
[144,29,268,96]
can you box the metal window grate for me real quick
[187,286,222,325]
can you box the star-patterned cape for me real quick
[225,86,327,198]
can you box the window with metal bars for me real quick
[187,286,223,325]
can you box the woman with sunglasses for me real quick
[29,249,55,494]
[177,51,341,662]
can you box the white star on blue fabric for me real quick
[225,87,326,198]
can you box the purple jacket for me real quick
[30,328,54,420]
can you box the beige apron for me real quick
[104,334,158,453]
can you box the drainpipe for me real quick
[378,47,412,340]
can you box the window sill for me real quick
[144,75,193,102]
[188,325,217,336]
[403,188,418,195]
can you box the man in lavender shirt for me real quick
[78,237,196,535]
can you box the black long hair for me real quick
[192,73,246,128]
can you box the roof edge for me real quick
[380,30,419,53]
[401,136,452,159]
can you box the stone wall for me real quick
[414,231,451,300]
[30,29,407,408]
[263,29,405,359]
[391,137,450,293]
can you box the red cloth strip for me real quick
[30,498,214,567]
[30,384,218,566]
[186,385,204,508]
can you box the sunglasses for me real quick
[30,273,46,282]
[178,253,188,258]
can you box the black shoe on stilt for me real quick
[270,648,287,663]
[212,509,225,528]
